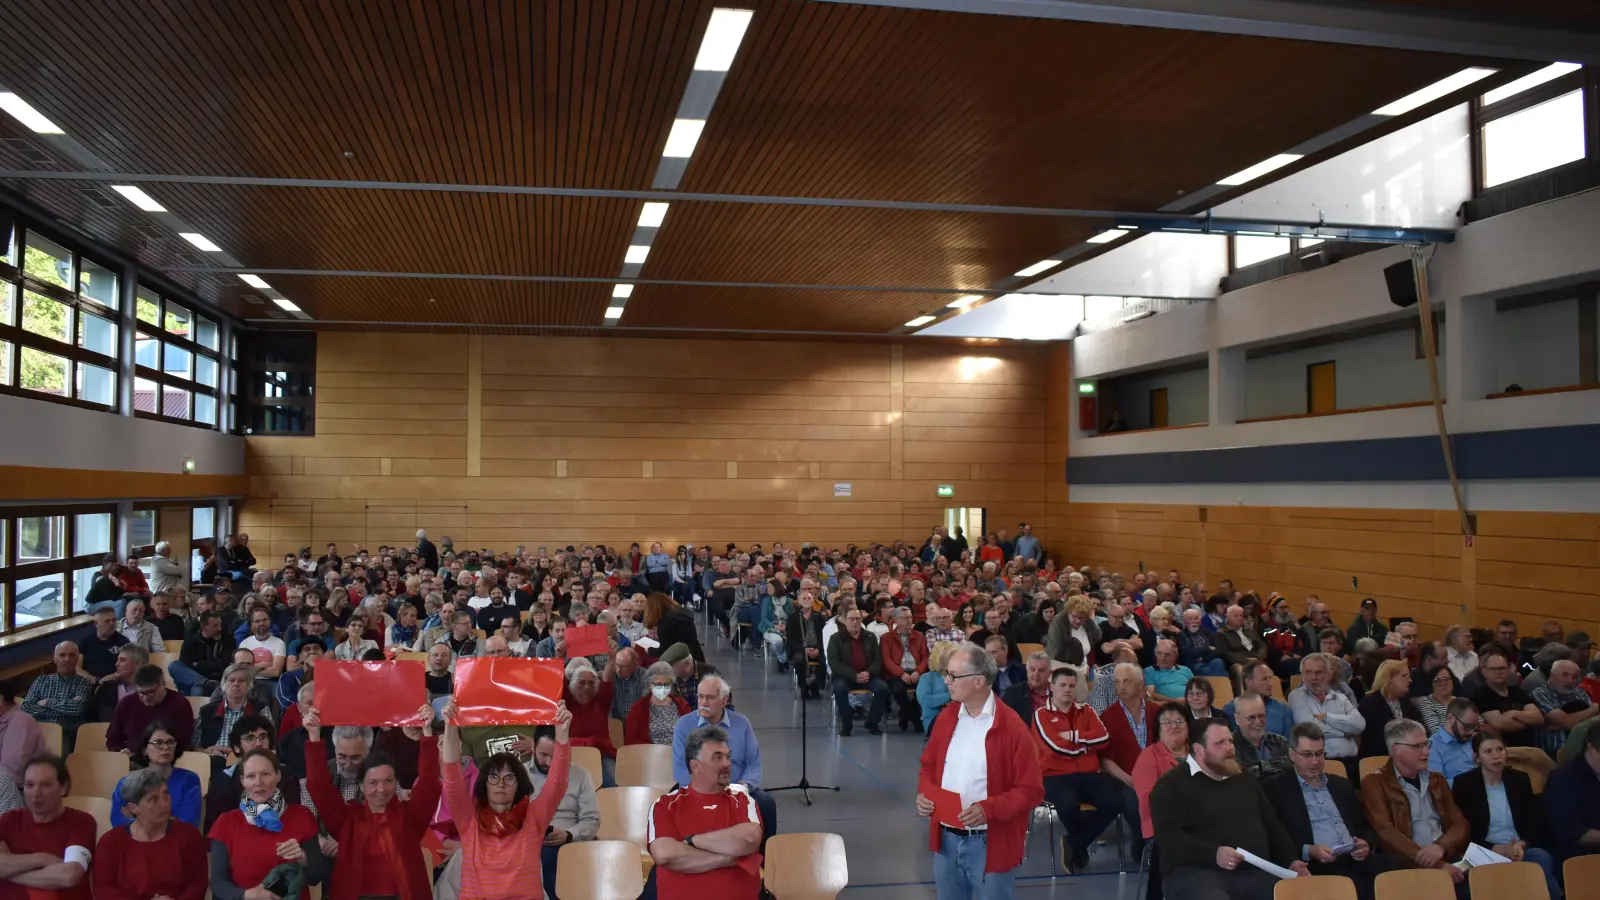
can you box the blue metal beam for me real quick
[1108,212,1453,245]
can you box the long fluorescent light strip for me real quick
[272,298,300,312]
[624,245,650,264]
[693,8,755,72]
[612,284,634,299]
[0,93,64,134]
[1014,259,1060,278]
[662,119,706,158]
[638,202,669,228]
[905,315,936,327]
[1218,154,1303,186]
[946,294,982,309]
[1482,62,1580,106]
[178,232,222,252]
[1085,231,1122,244]
[238,274,271,289]
[604,307,625,319]
[111,185,166,212]
[1372,67,1496,116]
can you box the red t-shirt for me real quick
[648,786,763,900]
[0,809,97,900]
[207,806,319,891]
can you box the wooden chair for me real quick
[1375,867,1455,900]
[571,746,604,788]
[164,639,185,656]
[764,833,849,900]
[177,751,212,796]
[1323,759,1348,779]
[1509,760,1547,793]
[1564,855,1600,900]
[188,695,209,715]
[1276,875,1357,900]
[1359,756,1389,782]
[392,650,427,664]
[1469,861,1549,900]
[63,796,112,839]
[74,723,110,753]
[39,723,62,756]
[1505,746,1555,775]
[615,744,676,792]
[554,840,645,900]
[609,717,625,750]
[596,786,661,879]
[1205,676,1235,705]
[1016,642,1045,660]
[1289,674,1303,693]
[66,751,130,800]
[148,653,178,688]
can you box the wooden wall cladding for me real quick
[1058,503,1600,637]
[242,332,1055,557]
[0,466,248,503]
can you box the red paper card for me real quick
[314,660,427,727]
[454,657,565,725]
[927,785,965,828]
[565,624,609,657]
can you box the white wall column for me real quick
[1210,346,1247,426]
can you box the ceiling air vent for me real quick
[77,186,117,208]
[0,137,53,165]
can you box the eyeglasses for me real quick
[1291,748,1327,759]
[1392,741,1428,750]
[943,672,984,683]
[484,772,519,785]
[146,738,177,749]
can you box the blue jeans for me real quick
[831,676,888,727]
[1192,659,1227,677]
[168,660,211,696]
[540,843,560,900]
[933,828,1015,900]
[601,755,616,788]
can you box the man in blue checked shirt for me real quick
[671,674,775,847]
[21,642,93,748]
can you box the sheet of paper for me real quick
[1237,848,1300,880]
[634,636,660,651]
[928,785,965,828]
[454,657,565,725]
[313,660,427,726]
[565,624,609,657]
[1460,843,1512,869]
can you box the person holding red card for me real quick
[563,658,617,787]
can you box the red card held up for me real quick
[454,657,565,726]
[314,660,427,727]
[927,785,965,828]
[564,624,609,657]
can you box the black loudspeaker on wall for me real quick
[1384,259,1418,308]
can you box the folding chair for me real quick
[764,833,849,900]
[554,840,645,900]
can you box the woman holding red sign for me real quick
[439,697,574,900]
[301,703,438,900]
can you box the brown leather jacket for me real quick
[1358,762,1470,863]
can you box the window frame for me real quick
[0,223,122,411]
[133,283,223,430]
[0,503,118,634]
[236,330,317,436]
[1473,67,1590,195]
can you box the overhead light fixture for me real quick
[1086,231,1123,244]
[1014,259,1060,278]
[604,307,625,319]
[638,202,670,227]
[693,8,755,72]
[624,245,650,265]
[111,185,166,212]
[612,284,634,299]
[946,294,982,309]
[238,274,271,289]
[1372,67,1496,116]
[178,232,222,252]
[662,119,706,158]
[905,315,936,327]
[0,93,64,134]
[1217,154,1303,186]
[1482,62,1580,106]
[272,297,300,312]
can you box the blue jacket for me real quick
[672,709,761,789]
[113,766,202,828]
[916,671,949,733]
[645,553,672,575]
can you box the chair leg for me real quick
[1115,815,1129,873]
[1133,840,1154,900]
[1047,804,1058,877]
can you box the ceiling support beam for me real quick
[807,0,1600,64]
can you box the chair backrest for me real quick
[1509,760,1547,793]
[554,840,645,900]
[148,653,177,688]
[1359,756,1389,782]
[764,833,849,900]
[1322,759,1347,779]
[596,786,660,847]
[38,722,62,757]
[609,716,626,750]
[188,695,209,715]
[1276,875,1357,900]
[392,650,427,664]
[164,639,184,656]
[1504,745,1555,774]
[1205,675,1235,705]
[1469,861,1549,900]
[176,751,212,796]
[1564,854,1600,900]
[1375,867,1454,900]
[62,796,112,839]
[74,722,110,754]
[1016,642,1045,660]
[66,750,130,800]
[615,744,676,791]
[570,746,604,788]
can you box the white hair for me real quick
[565,657,597,689]
[416,528,427,539]
[154,540,171,555]
[699,674,733,700]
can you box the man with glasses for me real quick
[1426,699,1480,786]
[1288,653,1365,775]
[105,664,194,756]
[1469,646,1543,748]
[1358,719,1469,890]
[1232,693,1291,779]
[1262,723,1396,900]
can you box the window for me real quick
[1477,65,1589,190]
[1234,236,1291,268]
[0,505,115,632]
[191,506,215,583]
[133,285,222,428]
[0,226,121,409]
[238,331,316,435]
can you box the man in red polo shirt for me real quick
[0,757,96,900]
[647,725,763,899]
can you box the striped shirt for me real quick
[441,743,570,900]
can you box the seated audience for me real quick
[1145,639,1194,703]
[626,662,689,746]
[1224,662,1292,738]
[1101,662,1159,844]
[107,664,195,755]
[672,675,776,846]
[1416,665,1457,736]
[172,611,238,697]
[1232,693,1291,779]
[1449,728,1560,897]
[1470,646,1543,748]
[1032,668,1118,874]
[561,658,617,787]
[1544,721,1600,861]
[93,645,147,723]
[1262,723,1398,900]
[1149,718,1308,900]
[21,643,93,748]
[649,725,764,900]
[207,748,326,900]
[916,641,956,734]
[827,608,890,736]
[1089,647,1138,713]
[532,619,567,659]
[1443,625,1478,683]
[879,607,927,732]
[93,764,208,900]
[238,608,287,679]
[785,591,827,699]
[1132,702,1190,842]
[1425,699,1479,786]
[1289,653,1365,773]
[525,723,599,899]
[1358,719,1468,889]
[112,722,201,827]
[204,715,300,831]
[1175,608,1225,676]
[80,607,130,680]
[1045,596,1100,669]
[1182,677,1222,723]
[195,663,272,757]
[425,642,455,700]
[987,635,1026,695]
[119,599,164,653]
[1531,658,1597,756]
[1358,660,1423,759]
[0,685,44,782]
[1001,651,1052,724]
[1215,604,1268,674]
[607,647,647,721]
[0,757,96,900]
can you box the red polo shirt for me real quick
[648,786,763,899]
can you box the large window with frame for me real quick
[0,213,122,410]
[237,330,315,435]
[0,504,117,634]
[135,285,222,427]
[1477,63,1589,190]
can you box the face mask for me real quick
[651,685,672,701]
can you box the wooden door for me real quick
[1307,361,1336,414]
[1150,388,1169,428]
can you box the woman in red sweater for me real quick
[624,662,690,746]
[302,703,438,900]
[562,657,616,786]
[207,749,326,900]
[94,765,208,900]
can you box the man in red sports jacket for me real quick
[1030,667,1122,873]
[881,608,929,733]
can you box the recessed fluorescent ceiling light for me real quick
[110,185,166,212]
[0,93,64,134]
[946,294,982,308]
[623,245,650,265]
[604,307,625,319]
[1482,62,1580,106]
[1372,67,1496,116]
[662,119,706,158]
[905,315,936,327]
[638,202,670,227]
[612,284,634,299]
[178,232,222,252]
[1085,231,1123,244]
[238,274,271,289]
[272,297,300,312]
[1218,154,1303,186]
[693,8,754,71]
[1014,259,1060,278]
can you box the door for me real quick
[1150,388,1169,428]
[943,508,987,547]
[1307,361,1336,414]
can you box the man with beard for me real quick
[525,724,599,899]
[1149,717,1308,900]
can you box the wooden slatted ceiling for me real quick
[1352,0,1600,31]
[260,275,607,328]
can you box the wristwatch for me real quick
[685,834,697,848]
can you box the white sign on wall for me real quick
[833,482,852,497]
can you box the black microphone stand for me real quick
[766,664,838,805]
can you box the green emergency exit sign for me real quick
[936,484,955,498]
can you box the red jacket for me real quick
[306,735,440,900]
[1031,702,1110,777]
[1101,698,1160,777]
[624,694,690,746]
[881,629,928,680]
[918,693,1044,872]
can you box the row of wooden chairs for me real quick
[552,832,848,900]
[1352,750,1551,793]
[1277,857,1599,900]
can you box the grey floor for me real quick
[702,626,1143,899]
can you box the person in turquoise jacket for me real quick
[917,641,958,735]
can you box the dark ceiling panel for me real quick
[1338,0,1600,31]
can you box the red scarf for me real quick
[475,796,530,839]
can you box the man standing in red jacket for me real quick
[916,641,1044,899]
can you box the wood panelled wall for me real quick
[241,333,1059,558]
[1058,503,1600,638]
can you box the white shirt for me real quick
[1071,625,1090,660]
[940,691,996,829]
[820,619,840,675]
[239,635,287,668]
[866,621,889,638]
[467,596,492,611]
[1446,649,1478,682]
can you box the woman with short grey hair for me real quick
[92,762,208,900]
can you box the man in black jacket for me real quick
[171,610,237,696]
[1263,723,1401,900]
[786,592,826,699]
[826,608,888,736]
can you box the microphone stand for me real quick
[767,663,838,805]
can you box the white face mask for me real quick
[651,685,672,701]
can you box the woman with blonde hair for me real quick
[916,640,960,733]
[1357,658,1423,758]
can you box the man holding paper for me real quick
[1148,718,1309,900]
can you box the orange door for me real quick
[1307,361,1336,414]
